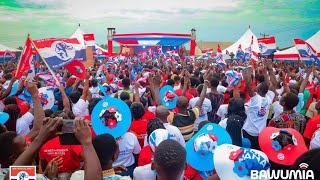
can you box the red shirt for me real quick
[142,111,156,121]
[128,119,149,148]
[304,114,320,140]
[175,89,193,101]
[184,164,216,180]
[184,165,203,180]
[138,145,153,166]
[316,86,320,101]
[14,97,30,115]
[187,88,199,98]
[39,137,82,173]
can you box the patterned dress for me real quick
[206,92,225,123]
[268,110,306,134]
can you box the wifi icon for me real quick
[299,163,309,170]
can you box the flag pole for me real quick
[15,34,29,77]
[30,38,61,84]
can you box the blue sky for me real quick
[0,0,319,48]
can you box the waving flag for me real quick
[294,38,320,64]
[16,36,35,79]
[33,38,86,69]
[65,60,86,79]
[236,44,244,61]
[83,34,96,51]
[244,36,253,62]
[258,36,276,56]
[36,72,65,88]
[214,44,226,67]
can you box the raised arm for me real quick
[74,119,102,180]
[80,74,90,101]
[246,65,255,97]
[181,70,190,96]
[299,67,312,93]
[58,84,71,111]
[266,60,277,88]
[0,76,17,100]
[195,71,210,108]
[152,72,163,106]
[72,78,81,92]
[25,80,45,141]
[134,81,141,103]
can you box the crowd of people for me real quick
[0,55,320,180]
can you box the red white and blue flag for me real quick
[294,38,320,64]
[236,44,244,61]
[16,36,35,79]
[36,72,65,88]
[214,44,226,66]
[244,36,253,62]
[83,34,96,51]
[33,38,86,69]
[258,36,276,56]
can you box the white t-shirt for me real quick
[72,99,89,117]
[113,132,141,167]
[133,164,156,180]
[174,85,180,91]
[16,112,34,136]
[133,164,184,180]
[143,123,185,148]
[272,101,283,118]
[89,87,100,98]
[243,91,275,136]
[216,104,229,120]
[217,85,227,93]
[219,118,228,129]
[163,123,185,147]
[188,97,212,131]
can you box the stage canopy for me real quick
[112,33,192,46]
[274,30,320,60]
[222,28,259,54]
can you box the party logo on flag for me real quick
[214,44,226,67]
[33,38,86,69]
[10,166,36,180]
[294,38,320,64]
[236,44,244,61]
[65,60,86,79]
[258,36,276,56]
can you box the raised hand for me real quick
[74,118,92,146]
[24,78,39,97]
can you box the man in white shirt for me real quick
[89,79,100,99]
[155,105,185,147]
[242,63,276,150]
[70,76,90,117]
[113,132,141,177]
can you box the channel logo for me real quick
[9,166,36,180]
